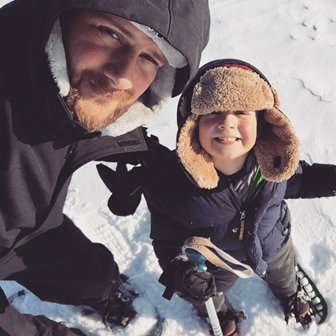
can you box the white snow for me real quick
[1,0,336,335]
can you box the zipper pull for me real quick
[239,210,246,241]
[66,142,78,159]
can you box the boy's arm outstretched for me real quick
[285,160,336,199]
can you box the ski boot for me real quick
[206,309,246,336]
[101,279,137,327]
[283,289,311,329]
[217,309,237,335]
[296,263,328,324]
[84,274,138,327]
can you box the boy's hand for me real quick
[96,163,144,216]
[159,257,216,304]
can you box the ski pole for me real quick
[185,248,223,336]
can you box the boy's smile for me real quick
[213,136,242,144]
[199,110,257,174]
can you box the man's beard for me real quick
[65,70,136,132]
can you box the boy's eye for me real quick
[235,111,250,115]
[208,111,222,116]
[235,111,257,117]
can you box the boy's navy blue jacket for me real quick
[141,151,336,276]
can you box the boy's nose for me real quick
[102,52,137,91]
[218,113,236,128]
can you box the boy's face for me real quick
[199,110,257,169]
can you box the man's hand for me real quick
[97,163,144,216]
[159,257,216,304]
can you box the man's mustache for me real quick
[72,69,134,96]
[89,74,116,95]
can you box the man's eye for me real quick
[141,54,160,67]
[98,26,120,40]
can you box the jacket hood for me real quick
[0,0,210,137]
[45,17,177,137]
[176,59,300,189]
[68,0,210,96]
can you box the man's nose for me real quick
[102,51,137,91]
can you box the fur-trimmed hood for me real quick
[45,18,179,137]
[44,0,210,137]
[0,0,210,138]
[176,59,300,188]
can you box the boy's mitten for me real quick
[159,257,216,304]
[332,166,336,193]
[97,163,144,216]
[297,163,336,197]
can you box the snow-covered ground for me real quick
[1,0,336,335]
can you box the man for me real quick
[0,0,210,334]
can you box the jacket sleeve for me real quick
[99,128,172,170]
[137,130,172,174]
[285,160,336,199]
[152,239,183,270]
[97,130,172,216]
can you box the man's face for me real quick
[62,9,167,131]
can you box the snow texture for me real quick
[1,0,336,335]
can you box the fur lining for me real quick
[45,18,70,97]
[177,115,219,189]
[254,108,300,182]
[177,64,300,188]
[100,99,167,137]
[131,21,187,69]
[45,18,175,137]
[191,67,275,115]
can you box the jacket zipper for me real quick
[66,142,78,160]
[239,210,246,240]
[57,93,74,120]
[228,183,246,240]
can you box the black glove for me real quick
[159,257,216,304]
[97,163,145,216]
[297,162,336,198]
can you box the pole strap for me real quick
[182,236,254,278]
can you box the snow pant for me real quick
[0,217,120,335]
[194,237,297,316]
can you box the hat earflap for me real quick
[254,106,300,182]
[176,114,219,189]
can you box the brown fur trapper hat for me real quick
[176,59,300,189]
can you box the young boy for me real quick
[98,59,336,335]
